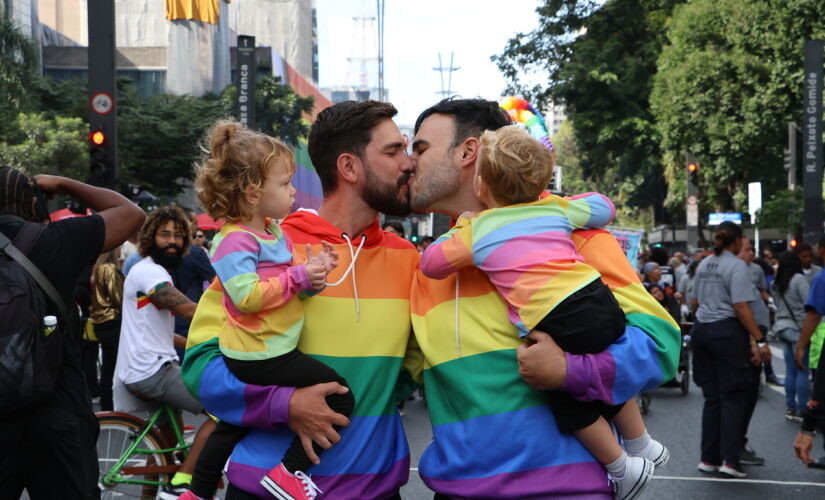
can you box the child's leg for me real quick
[612,398,646,440]
[190,421,248,498]
[574,416,624,465]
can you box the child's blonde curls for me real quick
[194,120,295,223]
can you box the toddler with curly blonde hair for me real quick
[187,121,353,500]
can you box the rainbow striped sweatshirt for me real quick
[420,193,615,336]
[410,228,681,499]
[210,221,317,361]
[183,211,421,499]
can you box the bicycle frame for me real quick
[101,404,192,488]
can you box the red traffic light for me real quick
[89,130,105,146]
[687,163,698,173]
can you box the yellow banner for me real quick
[165,0,220,24]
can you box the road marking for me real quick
[408,468,824,487]
[652,475,825,487]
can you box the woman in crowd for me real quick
[772,251,810,422]
[647,283,681,324]
[691,221,771,478]
[90,249,125,411]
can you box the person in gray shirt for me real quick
[772,251,811,421]
[797,243,823,284]
[691,222,771,479]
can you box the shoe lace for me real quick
[295,471,322,499]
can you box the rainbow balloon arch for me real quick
[499,96,555,153]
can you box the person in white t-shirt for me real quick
[115,206,216,499]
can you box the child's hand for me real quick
[305,242,339,289]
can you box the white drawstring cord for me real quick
[454,273,461,357]
[324,234,366,323]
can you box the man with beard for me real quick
[181,100,420,499]
[406,98,681,499]
[115,206,216,498]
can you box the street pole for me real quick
[686,153,699,253]
[788,122,799,246]
[803,40,824,245]
[87,0,117,189]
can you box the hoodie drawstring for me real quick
[324,233,367,322]
[454,273,461,357]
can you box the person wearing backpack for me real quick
[0,166,145,499]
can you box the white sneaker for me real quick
[719,462,747,478]
[697,461,719,473]
[611,456,654,500]
[633,438,670,468]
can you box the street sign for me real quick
[236,35,256,127]
[90,92,113,115]
[803,40,824,245]
[747,182,762,220]
[687,204,699,226]
[708,213,742,225]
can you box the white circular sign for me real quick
[91,92,114,115]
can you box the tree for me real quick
[0,112,89,180]
[0,17,38,135]
[494,0,683,223]
[253,76,314,145]
[651,0,825,214]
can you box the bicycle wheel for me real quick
[97,413,172,500]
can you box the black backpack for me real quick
[0,216,72,414]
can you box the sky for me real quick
[315,0,543,126]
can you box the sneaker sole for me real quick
[697,463,719,473]
[719,466,747,478]
[260,476,297,500]
[651,446,670,468]
[618,458,655,500]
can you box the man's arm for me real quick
[34,175,144,253]
[565,192,616,230]
[150,283,197,319]
[796,310,823,369]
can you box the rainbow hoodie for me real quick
[410,228,681,499]
[183,210,421,499]
[420,193,615,336]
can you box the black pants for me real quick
[95,318,121,412]
[691,318,752,466]
[0,404,100,499]
[191,349,355,498]
[80,338,100,399]
[536,278,627,432]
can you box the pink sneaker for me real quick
[260,463,322,500]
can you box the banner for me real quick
[606,226,645,265]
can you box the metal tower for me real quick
[433,52,460,99]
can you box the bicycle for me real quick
[96,402,193,500]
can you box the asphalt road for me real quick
[399,340,825,499]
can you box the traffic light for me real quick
[687,160,699,184]
[88,127,114,187]
[790,238,798,249]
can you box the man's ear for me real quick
[457,137,480,170]
[336,153,359,184]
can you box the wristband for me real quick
[756,339,767,346]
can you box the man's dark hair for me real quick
[138,206,192,257]
[382,220,405,237]
[796,242,813,253]
[307,100,398,195]
[413,98,511,148]
[0,165,36,221]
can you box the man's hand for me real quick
[305,242,338,289]
[288,382,351,464]
[32,174,66,195]
[516,330,567,390]
[793,432,814,464]
[795,344,808,371]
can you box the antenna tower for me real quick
[433,52,460,99]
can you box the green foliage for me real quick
[651,0,825,213]
[0,17,38,134]
[116,80,229,197]
[755,188,804,234]
[495,0,683,223]
[0,112,88,180]
[253,76,314,145]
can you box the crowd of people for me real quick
[1,96,822,500]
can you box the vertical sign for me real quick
[748,181,762,255]
[87,0,117,188]
[803,40,823,244]
[685,152,699,252]
[237,35,256,128]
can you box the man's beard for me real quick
[409,155,461,213]
[361,162,412,216]
[149,243,184,269]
